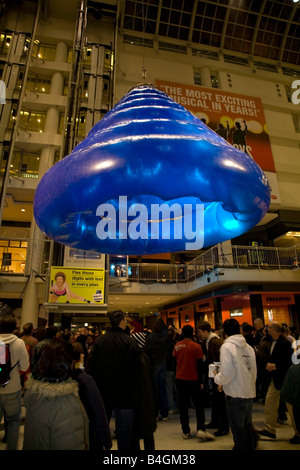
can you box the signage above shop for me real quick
[262,293,295,306]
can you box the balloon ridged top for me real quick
[33,84,270,254]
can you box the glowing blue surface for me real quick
[33,85,270,254]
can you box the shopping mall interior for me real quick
[0,0,300,335]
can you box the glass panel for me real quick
[21,152,40,176]
[0,244,27,273]
[67,49,73,63]
[59,113,65,134]
[19,110,30,129]
[76,111,86,137]
[9,241,20,247]
[27,112,46,132]
[37,45,56,61]
[36,77,51,93]
[9,151,21,176]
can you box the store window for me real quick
[0,240,27,273]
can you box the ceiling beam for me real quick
[188,0,198,44]
[250,0,267,57]
[220,3,231,51]
[278,4,298,64]
[155,0,163,37]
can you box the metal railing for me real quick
[1,238,300,284]
[128,243,300,283]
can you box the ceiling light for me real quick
[21,209,26,212]
[286,231,300,237]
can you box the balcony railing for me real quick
[128,244,300,283]
[1,239,299,284]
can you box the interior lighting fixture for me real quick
[286,231,300,237]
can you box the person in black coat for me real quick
[257,322,292,440]
[87,310,142,451]
[72,342,112,452]
[144,318,169,420]
[131,353,157,450]
[281,362,300,444]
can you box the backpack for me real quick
[0,343,18,387]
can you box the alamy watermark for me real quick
[96,196,204,250]
[291,340,300,365]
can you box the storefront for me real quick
[262,293,295,326]
[160,291,297,331]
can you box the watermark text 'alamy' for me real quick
[96,196,204,250]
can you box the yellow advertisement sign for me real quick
[49,267,105,304]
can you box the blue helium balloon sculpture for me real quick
[33,84,270,255]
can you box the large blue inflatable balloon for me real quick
[33,84,270,255]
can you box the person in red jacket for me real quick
[172,324,214,441]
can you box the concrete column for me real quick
[201,67,211,87]
[21,146,54,326]
[213,296,223,330]
[21,43,66,327]
[250,294,264,323]
[44,106,59,134]
[50,72,64,95]
[21,223,45,328]
[38,146,56,178]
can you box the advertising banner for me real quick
[155,79,281,204]
[49,267,105,304]
[155,80,276,174]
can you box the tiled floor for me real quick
[1,401,298,451]
[140,402,299,451]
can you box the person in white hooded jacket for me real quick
[0,311,29,450]
[214,318,257,450]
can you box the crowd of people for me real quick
[0,304,299,452]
